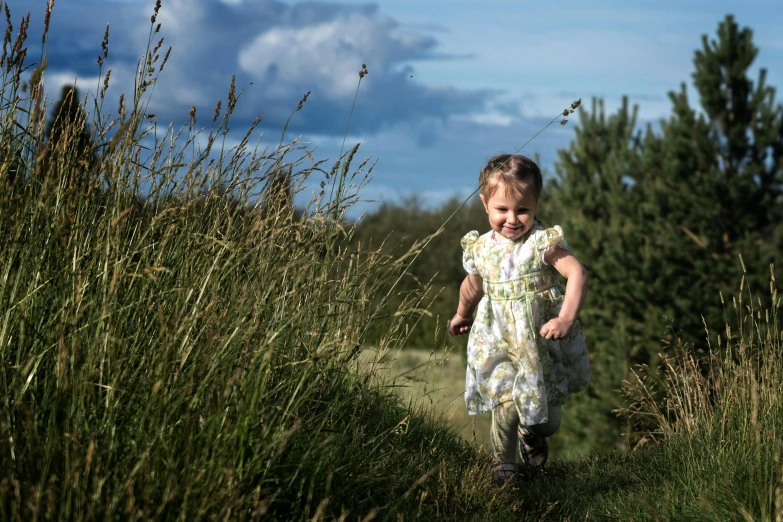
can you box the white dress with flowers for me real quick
[461,220,591,426]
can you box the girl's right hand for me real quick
[448,314,474,336]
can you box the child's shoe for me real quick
[518,429,549,468]
[492,463,520,487]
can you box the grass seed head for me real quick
[296,90,311,111]
[100,68,111,98]
[0,6,10,70]
[160,46,171,72]
[43,0,54,45]
[151,0,162,24]
[227,75,236,114]
[9,12,30,74]
[29,56,46,90]
[101,24,109,58]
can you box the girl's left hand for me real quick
[539,317,573,340]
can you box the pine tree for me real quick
[640,14,783,341]
[43,85,97,188]
[543,96,649,452]
[546,15,783,451]
[692,15,783,241]
[264,166,294,221]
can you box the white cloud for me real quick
[43,72,101,100]
[26,0,491,137]
[452,112,516,127]
[239,17,366,100]
[238,12,432,100]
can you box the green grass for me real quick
[365,331,783,521]
[359,348,492,450]
[0,3,781,521]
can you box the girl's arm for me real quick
[540,246,588,339]
[449,274,484,336]
[457,274,484,317]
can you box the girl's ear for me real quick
[479,194,488,214]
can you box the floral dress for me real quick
[461,220,591,426]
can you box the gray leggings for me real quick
[490,401,562,464]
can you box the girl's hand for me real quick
[539,317,573,340]
[449,314,474,336]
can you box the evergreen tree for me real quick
[635,14,783,349]
[547,14,783,450]
[43,85,97,188]
[267,167,293,217]
[543,96,649,451]
[0,132,22,184]
[692,15,783,239]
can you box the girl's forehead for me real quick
[488,181,536,204]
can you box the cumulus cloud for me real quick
[237,13,435,100]
[4,0,496,142]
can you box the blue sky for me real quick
[8,0,783,218]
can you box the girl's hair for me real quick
[479,154,542,201]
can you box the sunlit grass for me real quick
[617,258,783,520]
[360,347,492,450]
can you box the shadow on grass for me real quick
[512,446,677,521]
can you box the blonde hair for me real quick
[479,154,542,201]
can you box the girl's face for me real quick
[479,181,537,241]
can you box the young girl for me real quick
[448,154,591,486]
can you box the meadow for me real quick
[1,2,782,520]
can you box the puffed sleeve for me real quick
[537,225,569,265]
[460,230,480,275]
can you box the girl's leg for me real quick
[490,401,519,464]
[518,404,561,468]
[521,404,562,438]
[490,401,520,484]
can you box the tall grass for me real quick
[619,257,783,520]
[0,2,526,520]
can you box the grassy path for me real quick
[360,348,758,521]
[360,347,491,450]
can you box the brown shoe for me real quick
[518,429,549,468]
[492,463,521,487]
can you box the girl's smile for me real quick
[480,182,538,241]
